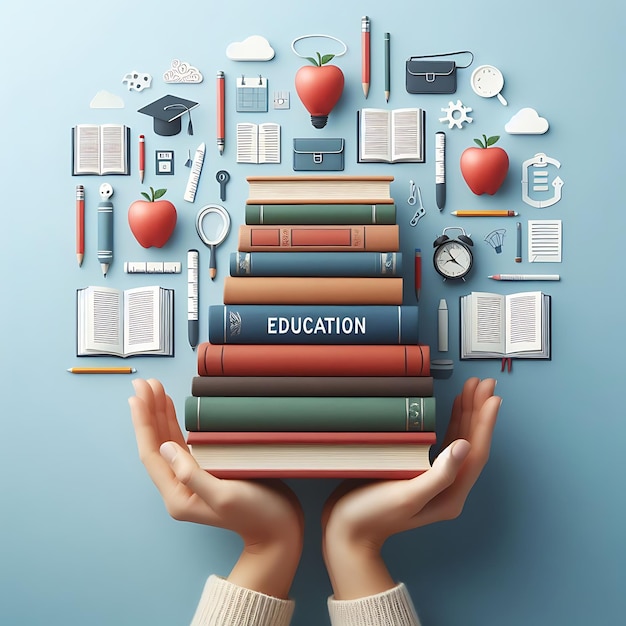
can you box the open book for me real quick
[72,124,130,175]
[77,286,174,357]
[236,122,281,164]
[358,108,425,163]
[460,291,551,359]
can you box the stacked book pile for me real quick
[185,175,436,478]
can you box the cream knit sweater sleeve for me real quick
[189,575,295,626]
[327,583,422,626]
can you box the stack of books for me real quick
[185,175,435,478]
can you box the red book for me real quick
[186,431,436,479]
[238,224,399,252]
[197,343,430,377]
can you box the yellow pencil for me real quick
[451,210,519,217]
[67,367,137,374]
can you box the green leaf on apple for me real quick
[474,134,501,149]
[305,52,336,67]
[141,187,167,202]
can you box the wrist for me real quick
[324,528,395,601]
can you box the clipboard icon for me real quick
[237,75,268,112]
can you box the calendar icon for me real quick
[236,75,268,112]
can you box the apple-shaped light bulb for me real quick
[295,52,344,129]
[128,187,177,248]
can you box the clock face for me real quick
[433,240,473,279]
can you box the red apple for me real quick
[295,52,344,128]
[460,135,509,195]
[128,187,177,248]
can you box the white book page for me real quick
[505,291,542,353]
[391,109,421,161]
[124,286,161,354]
[84,286,123,354]
[100,124,126,174]
[470,292,505,353]
[237,123,259,163]
[75,125,101,174]
[528,220,562,262]
[359,109,391,161]
[258,123,280,163]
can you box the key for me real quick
[216,170,230,201]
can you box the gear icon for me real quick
[439,100,473,129]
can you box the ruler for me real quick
[187,249,199,349]
[184,142,205,203]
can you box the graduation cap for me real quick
[138,94,198,136]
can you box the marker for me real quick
[384,32,390,102]
[97,183,114,277]
[139,134,145,183]
[414,248,421,302]
[76,185,85,267]
[515,221,522,263]
[452,210,519,217]
[488,274,560,281]
[216,71,225,155]
[438,299,449,352]
[67,367,136,374]
[361,16,370,98]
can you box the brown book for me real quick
[238,224,399,252]
[191,375,435,397]
[246,175,394,203]
[223,276,402,305]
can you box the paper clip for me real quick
[408,181,425,227]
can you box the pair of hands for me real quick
[129,377,500,601]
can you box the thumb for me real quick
[160,441,201,486]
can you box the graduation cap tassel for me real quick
[187,110,194,135]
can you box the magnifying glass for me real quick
[470,65,507,106]
[195,204,231,279]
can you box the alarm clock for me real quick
[432,227,474,280]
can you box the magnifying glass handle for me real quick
[497,93,508,106]
[209,244,217,280]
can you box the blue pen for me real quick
[97,183,114,277]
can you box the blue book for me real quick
[208,305,419,345]
[230,251,401,277]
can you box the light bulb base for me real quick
[310,114,328,129]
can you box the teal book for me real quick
[230,251,401,277]
[185,395,436,432]
[208,304,419,344]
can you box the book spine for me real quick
[222,277,403,305]
[231,252,402,277]
[191,376,435,397]
[185,396,436,432]
[191,468,427,479]
[208,305,418,344]
[237,225,399,252]
[245,204,396,225]
[197,343,430,377]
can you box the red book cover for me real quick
[197,343,430,377]
[186,431,436,479]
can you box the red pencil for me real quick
[361,16,370,98]
[216,71,225,155]
[76,185,84,267]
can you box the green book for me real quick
[185,396,435,432]
[245,203,396,225]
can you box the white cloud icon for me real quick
[226,35,275,61]
[505,108,549,134]
[90,90,124,109]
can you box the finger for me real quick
[416,395,500,526]
[163,392,187,447]
[441,377,480,448]
[145,378,170,444]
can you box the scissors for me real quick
[195,204,231,280]
[408,180,425,226]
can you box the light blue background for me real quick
[1,1,624,624]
